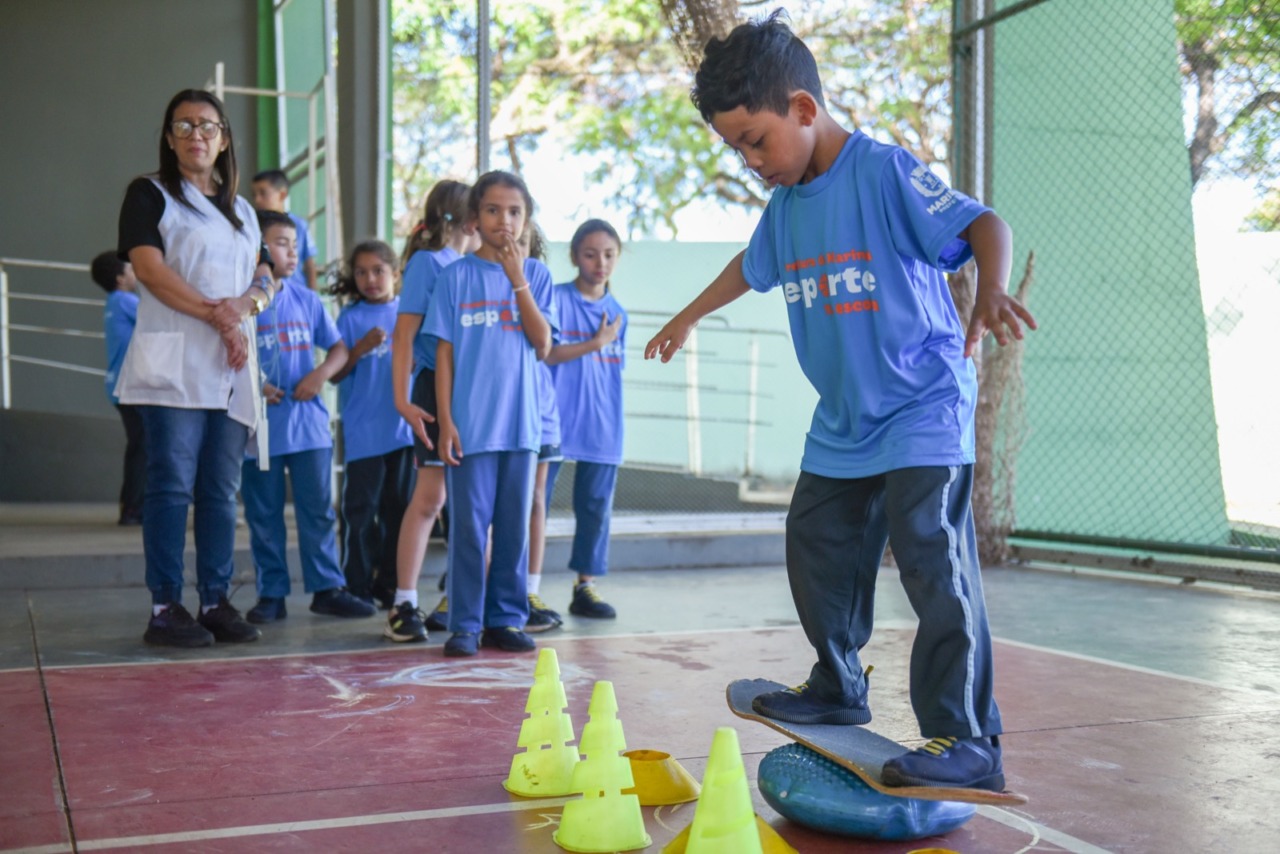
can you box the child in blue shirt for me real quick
[251,170,318,291]
[385,180,479,643]
[425,171,556,657]
[241,211,376,624]
[91,251,145,526]
[327,239,415,610]
[545,219,628,620]
[646,13,1035,792]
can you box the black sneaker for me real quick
[480,626,536,652]
[310,588,377,618]
[444,631,479,657]
[751,681,872,725]
[197,598,262,643]
[881,735,1005,791]
[569,582,616,619]
[247,597,287,623]
[384,601,428,642]
[144,603,215,648]
[424,595,449,632]
[524,593,562,633]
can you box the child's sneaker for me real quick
[444,631,479,657]
[384,601,428,643]
[481,626,536,652]
[197,597,262,643]
[424,595,449,632]
[881,736,1005,791]
[310,588,377,618]
[143,603,214,648]
[247,597,287,623]
[751,681,872,725]
[569,582,616,619]
[524,593,562,633]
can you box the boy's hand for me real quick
[395,401,436,449]
[357,327,387,354]
[262,382,285,405]
[593,314,622,350]
[220,327,248,370]
[644,314,695,363]
[437,419,463,466]
[292,370,325,401]
[964,291,1037,359]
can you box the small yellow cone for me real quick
[504,648,578,797]
[553,682,651,853]
[623,749,701,806]
[682,727,763,854]
[662,815,798,854]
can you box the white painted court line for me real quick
[2,796,578,853]
[979,805,1116,854]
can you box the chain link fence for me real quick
[952,0,1279,562]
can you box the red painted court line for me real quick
[9,627,1277,852]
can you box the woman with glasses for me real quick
[116,89,274,647]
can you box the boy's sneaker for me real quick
[569,582,616,619]
[197,597,262,643]
[524,593,562,633]
[247,597,287,623]
[144,603,214,648]
[881,735,1005,791]
[424,595,449,632]
[310,588,377,618]
[480,627,536,652]
[384,601,428,643]
[444,631,479,657]
[751,681,872,725]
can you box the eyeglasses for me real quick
[169,120,224,140]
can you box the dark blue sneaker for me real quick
[444,631,479,657]
[143,603,214,648]
[424,595,449,632]
[198,597,262,643]
[481,626,536,652]
[751,681,872,725]
[310,588,376,618]
[384,601,428,643]
[247,597,287,624]
[524,593,562,633]
[881,736,1005,791]
[569,582,616,619]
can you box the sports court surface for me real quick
[3,508,1278,853]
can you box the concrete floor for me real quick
[3,505,1280,852]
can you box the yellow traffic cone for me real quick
[504,648,579,797]
[681,727,764,854]
[553,681,651,853]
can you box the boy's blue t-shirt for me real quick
[549,284,628,465]
[424,254,558,454]
[399,247,461,372]
[742,130,989,479]
[286,213,316,291]
[251,279,341,457]
[336,298,413,463]
[103,290,139,405]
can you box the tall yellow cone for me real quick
[683,727,763,854]
[504,648,579,797]
[553,681,652,853]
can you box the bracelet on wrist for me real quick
[511,283,530,293]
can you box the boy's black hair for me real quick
[691,9,825,123]
[253,169,290,191]
[90,251,126,292]
[257,209,296,234]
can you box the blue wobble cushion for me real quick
[757,743,976,841]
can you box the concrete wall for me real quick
[0,0,260,418]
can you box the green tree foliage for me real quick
[1176,0,1279,229]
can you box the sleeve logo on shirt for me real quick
[911,164,959,215]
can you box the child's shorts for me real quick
[410,368,443,468]
[538,443,563,464]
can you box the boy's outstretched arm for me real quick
[961,211,1037,359]
[644,250,751,363]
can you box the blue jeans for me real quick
[241,448,346,598]
[546,461,618,576]
[139,406,248,607]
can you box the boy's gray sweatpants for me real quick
[785,464,1003,738]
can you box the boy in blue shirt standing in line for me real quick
[252,170,318,291]
[92,251,145,526]
[242,211,375,623]
[646,13,1036,792]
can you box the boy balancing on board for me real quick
[645,12,1035,791]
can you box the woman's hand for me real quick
[206,296,251,333]
[220,327,248,370]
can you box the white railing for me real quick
[0,257,101,410]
